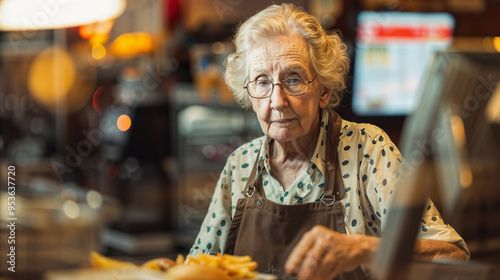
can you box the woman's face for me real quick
[247,33,331,143]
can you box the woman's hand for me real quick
[284,225,380,280]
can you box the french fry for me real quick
[90,251,260,279]
[219,253,252,263]
[90,251,138,269]
[225,262,258,275]
[184,253,258,279]
[175,254,185,265]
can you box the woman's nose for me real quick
[269,84,289,110]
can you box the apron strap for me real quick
[322,111,345,205]
[243,111,346,202]
[244,148,262,198]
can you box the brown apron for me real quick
[224,112,367,280]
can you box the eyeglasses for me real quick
[244,74,318,99]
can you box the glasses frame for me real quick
[244,74,318,99]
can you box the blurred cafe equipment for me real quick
[0,0,500,279]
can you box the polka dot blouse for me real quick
[189,109,469,257]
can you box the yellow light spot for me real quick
[117,114,131,131]
[494,37,500,52]
[28,47,76,110]
[92,43,106,60]
[90,33,109,45]
[110,32,154,56]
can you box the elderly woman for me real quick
[189,3,469,279]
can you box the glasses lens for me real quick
[283,76,309,96]
[249,80,272,98]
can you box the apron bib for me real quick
[224,112,367,280]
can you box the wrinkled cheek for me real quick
[252,102,272,134]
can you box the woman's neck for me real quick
[270,120,321,165]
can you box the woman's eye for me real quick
[286,77,302,84]
[256,80,271,87]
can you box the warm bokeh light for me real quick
[117,114,132,131]
[486,84,500,123]
[92,43,107,60]
[62,200,80,219]
[110,33,154,56]
[0,0,126,31]
[28,47,76,110]
[79,25,94,39]
[89,33,110,45]
[494,37,500,53]
[86,190,103,209]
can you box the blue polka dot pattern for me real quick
[188,111,466,258]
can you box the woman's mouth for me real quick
[272,118,294,125]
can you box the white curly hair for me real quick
[224,3,350,111]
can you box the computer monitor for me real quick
[352,11,455,116]
[371,50,500,280]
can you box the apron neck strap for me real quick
[322,111,344,204]
[244,111,345,201]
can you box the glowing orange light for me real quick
[494,37,500,53]
[78,25,94,39]
[117,114,131,131]
[28,47,76,112]
[90,33,109,45]
[92,43,106,60]
[110,32,154,56]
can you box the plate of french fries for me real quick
[89,251,278,280]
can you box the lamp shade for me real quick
[0,0,126,31]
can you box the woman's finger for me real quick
[314,248,341,280]
[285,227,321,275]
[297,233,333,279]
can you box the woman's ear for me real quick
[319,88,333,109]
